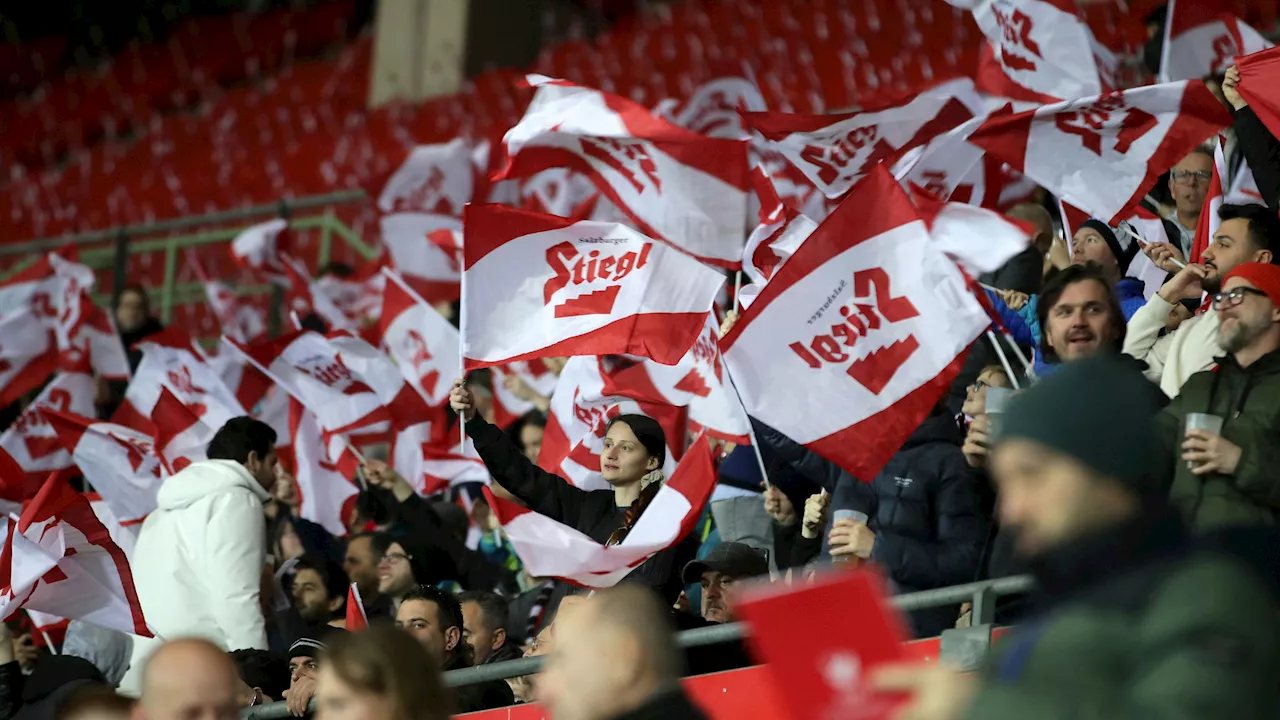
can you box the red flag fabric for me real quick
[0,472,151,636]
[287,399,359,536]
[968,81,1231,224]
[461,204,725,370]
[1189,139,1229,265]
[282,255,356,331]
[0,309,57,411]
[345,583,368,632]
[0,372,96,487]
[489,361,560,430]
[377,269,459,406]
[379,213,464,305]
[151,387,216,474]
[735,569,910,719]
[744,79,986,200]
[115,329,247,435]
[498,75,750,268]
[721,166,989,482]
[1159,0,1273,82]
[44,410,165,525]
[485,435,716,588]
[193,255,267,344]
[1236,45,1280,143]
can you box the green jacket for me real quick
[1154,349,1280,530]
[965,513,1280,719]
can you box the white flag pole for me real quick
[986,330,1021,390]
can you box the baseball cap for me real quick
[681,542,768,585]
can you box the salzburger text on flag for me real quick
[721,166,989,481]
[462,204,725,369]
[967,81,1232,225]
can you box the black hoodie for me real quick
[5,655,106,720]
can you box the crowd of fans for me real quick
[3,20,1280,720]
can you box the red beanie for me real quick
[1224,263,1280,307]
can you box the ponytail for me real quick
[605,469,664,546]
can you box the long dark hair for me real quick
[1036,262,1128,364]
[603,414,667,546]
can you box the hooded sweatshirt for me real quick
[118,459,272,696]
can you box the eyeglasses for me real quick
[967,379,990,393]
[380,552,413,565]
[1211,287,1269,310]
[1171,169,1212,185]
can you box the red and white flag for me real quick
[345,583,368,631]
[0,371,96,485]
[0,474,151,636]
[1159,0,1272,82]
[519,168,598,218]
[1189,138,1230,265]
[192,255,267,344]
[391,420,490,495]
[721,166,989,481]
[0,250,95,322]
[230,218,292,286]
[741,172,819,309]
[43,411,165,525]
[968,81,1231,225]
[538,357,687,491]
[282,255,355,331]
[115,329,246,435]
[462,204,725,369]
[955,0,1112,102]
[911,191,1034,277]
[602,316,752,445]
[1236,45,1280,146]
[377,138,475,216]
[286,399,358,536]
[378,269,459,406]
[485,435,715,588]
[150,387,217,474]
[891,114,993,207]
[57,288,131,380]
[379,213,464,305]
[744,78,986,200]
[498,75,750,268]
[489,361,561,429]
[653,75,768,142]
[0,309,57,409]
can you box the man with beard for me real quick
[1153,263,1280,530]
[1125,204,1280,398]
[1036,263,1128,365]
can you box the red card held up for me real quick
[735,568,910,720]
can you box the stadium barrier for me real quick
[242,574,1033,719]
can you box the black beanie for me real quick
[1081,219,1136,275]
[999,356,1162,497]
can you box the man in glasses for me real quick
[1165,148,1215,258]
[1153,262,1280,530]
[1125,203,1280,398]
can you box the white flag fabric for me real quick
[287,399,358,536]
[57,288,131,381]
[0,371,96,484]
[653,75,768,141]
[722,166,989,481]
[968,81,1232,224]
[44,411,165,525]
[193,256,267,343]
[602,315,753,444]
[378,269,459,406]
[1159,0,1273,82]
[379,213,464,304]
[499,75,750,267]
[487,436,716,588]
[955,0,1110,102]
[377,138,475,216]
[282,255,355,331]
[0,309,57,409]
[744,78,987,200]
[462,204,725,369]
[0,476,151,636]
[911,191,1034,276]
[116,330,246,435]
[150,387,216,474]
[538,357,687,491]
[230,218,291,286]
[891,114,993,206]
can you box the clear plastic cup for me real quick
[1185,413,1224,469]
[832,510,869,568]
[985,387,1012,441]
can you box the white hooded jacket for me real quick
[119,459,271,695]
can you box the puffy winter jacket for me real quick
[754,414,989,637]
[119,460,272,696]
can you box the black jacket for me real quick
[388,491,515,592]
[755,414,989,638]
[610,687,708,720]
[4,656,105,720]
[442,651,515,713]
[1235,106,1280,211]
[465,416,699,605]
[979,245,1043,295]
[674,612,754,677]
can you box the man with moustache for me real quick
[1127,204,1280,398]
[1152,263,1280,529]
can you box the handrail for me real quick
[241,574,1033,719]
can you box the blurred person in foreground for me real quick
[1127,203,1280,397]
[58,685,133,720]
[121,418,279,695]
[134,638,246,720]
[1152,263,1280,530]
[314,626,450,720]
[396,585,514,712]
[458,591,521,665]
[871,357,1280,719]
[229,649,289,708]
[675,543,764,675]
[538,586,706,720]
[508,595,588,704]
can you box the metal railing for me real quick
[241,574,1034,719]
